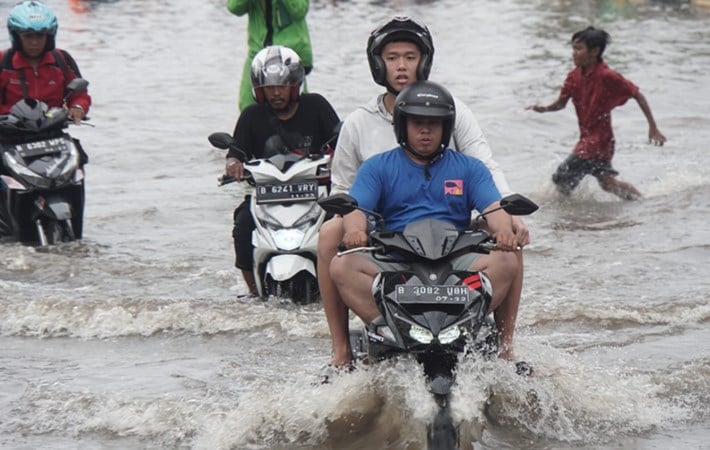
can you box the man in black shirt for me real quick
[225,45,340,295]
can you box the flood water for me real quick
[1,0,709,448]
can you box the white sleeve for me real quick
[330,118,362,195]
[452,97,512,195]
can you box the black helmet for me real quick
[366,16,434,91]
[393,80,455,158]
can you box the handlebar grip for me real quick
[478,241,497,252]
[337,242,347,252]
[478,241,522,252]
[218,175,237,186]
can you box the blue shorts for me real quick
[552,154,618,194]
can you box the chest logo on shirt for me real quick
[444,179,463,196]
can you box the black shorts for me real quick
[232,196,255,270]
[552,154,618,194]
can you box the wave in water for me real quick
[3,350,704,449]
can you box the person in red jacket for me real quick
[0,1,91,122]
[527,26,665,200]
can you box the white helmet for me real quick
[250,45,305,104]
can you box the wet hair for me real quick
[572,26,611,59]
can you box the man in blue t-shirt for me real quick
[330,81,524,363]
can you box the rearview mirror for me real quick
[499,194,539,216]
[208,132,234,150]
[317,193,359,215]
[66,78,89,93]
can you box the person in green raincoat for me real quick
[227,0,313,111]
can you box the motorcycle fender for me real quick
[429,374,454,396]
[44,198,72,221]
[265,254,315,281]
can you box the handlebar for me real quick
[334,240,518,258]
[478,241,522,252]
[0,111,91,132]
[336,245,384,257]
[477,241,498,252]
[218,173,253,186]
[218,174,236,186]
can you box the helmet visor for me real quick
[257,63,294,87]
[399,104,453,119]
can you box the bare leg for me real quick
[599,173,641,200]
[330,253,381,323]
[317,217,353,366]
[471,251,519,360]
[241,269,257,295]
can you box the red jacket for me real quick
[561,59,638,163]
[0,49,91,115]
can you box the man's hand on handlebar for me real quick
[511,216,530,247]
[67,106,85,124]
[492,230,519,252]
[225,157,244,180]
[341,230,369,249]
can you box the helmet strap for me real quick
[403,143,445,164]
[385,82,400,96]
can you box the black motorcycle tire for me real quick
[44,219,74,245]
[290,272,319,305]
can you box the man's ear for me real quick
[591,46,601,60]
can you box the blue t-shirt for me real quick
[349,147,501,232]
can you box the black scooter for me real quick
[0,78,89,245]
[318,193,538,450]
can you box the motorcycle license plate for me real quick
[395,285,472,304]
[255,180,318,204]
[14,138,67,158]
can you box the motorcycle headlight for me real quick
[270,228,306,251]
[2,151,50,189]
[438,325,462,344]
[409,324,434,344]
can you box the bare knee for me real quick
[329,254,349,285]
[498,251,519,278]
[474,251,518,283]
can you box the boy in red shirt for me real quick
[527,26,666,200]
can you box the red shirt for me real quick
[0,49,91,115]
[561,59,638,162]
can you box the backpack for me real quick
[0,47,81,104]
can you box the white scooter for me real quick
[209,131,334,303]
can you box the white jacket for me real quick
[330,94,511,195]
